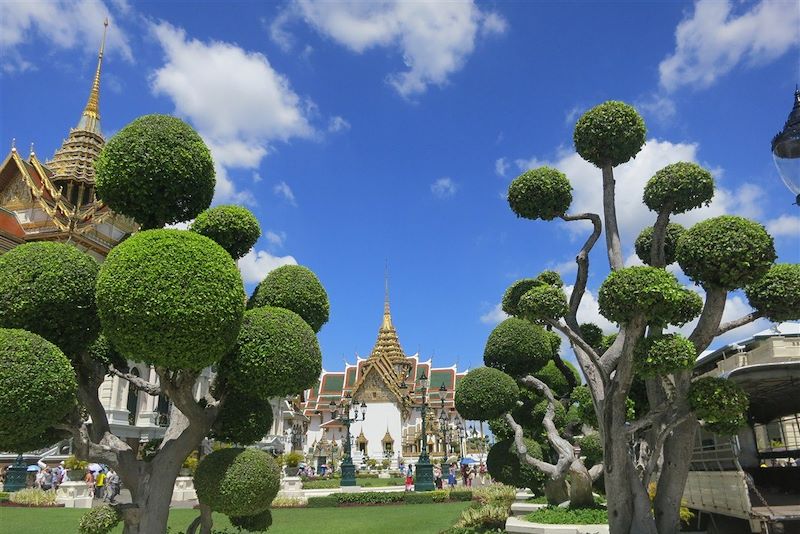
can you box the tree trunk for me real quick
[121,463,181,534]
[544,476,569,505]
[654,417,699,534]
[567,459,594,508]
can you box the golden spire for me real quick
[77,18,108,134]
[382,262,393,330]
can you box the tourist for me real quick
[460,463,468,486]
[41,468,54,491]
[85,469,95,497]
[467,465,476,487]
[448,463,457,488]
[105,469,120,503]
[433,464,442,489]
[404,463,414,491]
[479,463,488,485]
[95,468,106,500]
[35,467,45,489]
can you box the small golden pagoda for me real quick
[0,19,136,259]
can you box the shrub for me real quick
[576,433,603,467]
[598,267,701,326]
[230,509,272,532]
[634,223,685,266]
[194,447,280,517]
[518,284,568,322]
[96,229,245,370]
[578,323,604,352]
[0,329,77,452]
[0,492,9,502]
[0,241,99,357]
[473,484,516,507]
[643,162,714,214]
[336,491,404,505]
[634,334,697,377]
[404,492,435,504]
[483,318,553,377]
[507,167,573,221]
[449,489,474,502]
[78,504,122,534]
[487,439,546,494]
[533,360,579,398]
[455,367,519,421]
[431,489,450,502]
[745,264,800,322]
[284,451,304,467]
[526,505,608,525]
[95,114,215,229]
[210,388,274,445]
[64,455,89,471]
[9,488,57,506]
[248,265,330,333]
[190,205,261,260]
[573,101,646,168]
[269,496,306,508]
[218,306,322,399]
[455,503,510,530]
[306,495,339,508]
[676,216,776,290]
[689,377,749,435]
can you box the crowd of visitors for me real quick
[1,459,121,502]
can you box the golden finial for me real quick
[11,138,16,152]
[29,142,35,156]
[382,262,393,330]
[78,18,108,134]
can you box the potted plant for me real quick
[180,453,198,477]
[64,455,88,481]
[283,451,303,477]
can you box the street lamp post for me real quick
[411,372,435,491]
[329,393,367,488]
[772,88,800,205]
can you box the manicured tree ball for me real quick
[0,329,77,452]
[634,223,686,266]
[518,284,568,322]
[598,266,701,326]
[95,114,215,229]
[455,367,519,421]
[573,101,646,168]
[248,265,329,333]
[0,242,99,357]
[210,389,275,445]
[502,279,540,317]
[745,264,800,322]
[488,417,515,442]
[532,398,567,432]
[689,377,749,435]
[643,162,714,214]
[507,167,573,221]
[486,438,545,492]
[576,433,603,467]
[579,323,604,351]
[190,205,262,260]
[194,448,280,517]
[634,334,697,377]
[2,427,71,456]
[484,318,554,376]
[534,360,580,398]
[537,270,564,288]
[230,509,272,532]
[218,306,321,399]
[676,216,776,290]
[96,230,245,370]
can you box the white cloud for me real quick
[431,177,458,198]
[0,0,133,72]
[276,0,507,97]
[635,93,677,123]
[480,303,508,325]
[516,139,766,250]
[766,214,800,238]
[563,285,617,333]
[564,105,584,126]
[659,0,800,92]
[274,181,297,206]
[550,260,578,276]
[265,230,286,247]
[150,22,315,204]
[328,115,351,133]
[239,249,297,284]
[495,157,509,177]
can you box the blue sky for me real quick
[1,0,798,372]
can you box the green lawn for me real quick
[0,501,470,533]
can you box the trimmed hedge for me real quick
[449,490,474,502]
[676,216,776,290]
[507,167,573,221]
[0,241,100,357]
[526,505,608,525]
[306,490,473,508]
[484,318,553,377]
[455,367,519,421]
[190,205,261,260]
[218,306,322,400]
[404,492,435,504]
[248,265,329,333]
[96,229,245,371]
[573,101,646,168]
[306,495,339,508]
[194,447,280,517]
[95,114,215,229]
[0,329,77,452]
[337,491,404,505]
[518,284,568,322]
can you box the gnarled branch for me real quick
[548,319,606,385]
[717,311,763,337]
[560,212,602,326]
[109,364,161,396]
[649,205,672,268]
[689,286,727,353]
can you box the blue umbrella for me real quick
[26,465,40,472]
[460,458,477,465]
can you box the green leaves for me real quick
[518,284,568,322]
[634,223,685,266]
[573,101,646,168]
[249,265,330,333]
[454,367,519,421]
[689,377,749,435]
[507,167,573,221]
[643,162,714,214]
[191,205,261,260]
[745,264,800,322]
[484,318,554,377]
[634,334,697,377]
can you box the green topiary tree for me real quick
[190,205,262,260]
[483,318,555,376]
[0,329,77,452]
[194,448,280,517]
[508,167,573,221]
[486,438,546,493]
[482,100,797,534]
[454,367,519,421]
[249,265,330,333]
[230,509,273,532]
[0,116,330,534]
[95,114,215,229]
